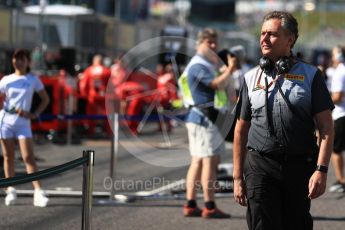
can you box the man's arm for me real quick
[209,55,237,90]
[308,109,334,199]
[331,92,343,104]
[233,118,250,206]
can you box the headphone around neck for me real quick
[259,56,293,75]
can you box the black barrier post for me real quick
[82,150,94,230]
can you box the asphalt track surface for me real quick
[0,124,345,230]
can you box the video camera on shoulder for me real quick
[217,45,245,68]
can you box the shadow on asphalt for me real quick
[44,204,82,207]
[335,193,345,199]
[93,202,181,208]
[313,216,345,221]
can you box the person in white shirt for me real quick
[0,49,50,207]
[329,45,345,193]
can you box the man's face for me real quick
[197,38,218,63]
[260,18,294,61]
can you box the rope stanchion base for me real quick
[96,194,136,205]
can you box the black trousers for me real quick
[244,150,316,230]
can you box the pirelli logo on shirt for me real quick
[285,74,305,82]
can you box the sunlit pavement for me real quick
[0,125,344,230]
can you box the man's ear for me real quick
[288,34,295,49]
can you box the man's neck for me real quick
[197,52,216,64]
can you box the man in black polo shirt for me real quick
[233,11,334,230]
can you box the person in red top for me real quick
[155,63,178,132]
[79,54,111,136]
[110,55,145,135]
[156,64,177,104]
[110,56,127,88]
[80,55,111,99]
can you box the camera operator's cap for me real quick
[230,45,246,61]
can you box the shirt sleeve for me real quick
[311,69,335,115]
[238,78,252,121]
[188,63,214,87]
[34,76,44,92]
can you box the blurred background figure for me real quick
[181,28,235,219]
[79,54,110,98]
[155,63,178,132]
[111,55,145,135]
[326,51,338,91]
[217,45,249,102]
[228,45,248,97]
[110,55,127,88]
[0,49,50,207]
[79,54,111,137]
[155,63,165,77]
[329,45,345,193]
[30,46,42,72]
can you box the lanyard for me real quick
[264,76,275,137]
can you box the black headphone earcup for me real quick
[275,57,291,74]
[259,56,273,73]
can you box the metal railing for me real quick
[0,150,95,230]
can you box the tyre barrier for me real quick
[0,150,95,230]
